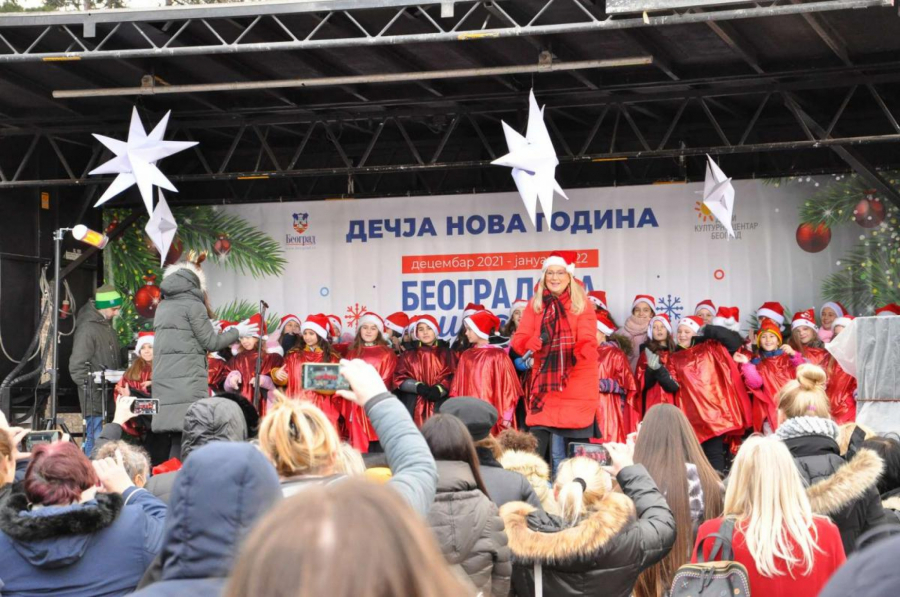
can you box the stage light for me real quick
[72,224,109,249]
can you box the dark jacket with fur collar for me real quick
[500,464,675,597]
[0,486,166,597]
[783,432,892,554]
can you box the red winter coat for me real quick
[594,343,636,444]
[271,348,342,430]
[343,344,398,451]
[395,344,454,427]
[626,349,676,433]
[668,342,750,443]
[511,295,599,429]
[450,345,523,436]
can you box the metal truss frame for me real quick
[0,0,890,63]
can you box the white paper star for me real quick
[703,155,736,239]
[144,190,178,266]
[89,108,197,215]
[492,90,568,227]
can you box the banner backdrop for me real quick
[205,178,854,338]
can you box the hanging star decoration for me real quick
[144,190,178,267]
[89,107,197,215]
[702,154,736,239]
[492,89,568,227]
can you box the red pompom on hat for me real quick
[542,250,577,275]
[757,302,786,326]
[833,315,855,329]
[596,313,615,336]
[876,303,900,317]
[464,310,500,340]
[357,312,385,332]
[820,301,848,319]
[648,313,672,335]
[677,316,704,335]
[385,312,409,334]
[302,314,330,340]
[134,331,154,356]
[463,303,486,318]
[792,308,818,331]
[415,314,441,337]
[633,294,657,313]
[694,299,716,317]
[587,290,608,311]
[712,306,741,332]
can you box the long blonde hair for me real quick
[554,457,613,526]
[531,273,587,315]
[777,364,831,420]
[724,436,822,577]
[258,391,342,478]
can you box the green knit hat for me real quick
[95,284,123,309]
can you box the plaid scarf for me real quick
[535,289,577,396]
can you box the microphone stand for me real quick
[252,300,268,412]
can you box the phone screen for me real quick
[567,442,611,466]
[302,363,350,393]
[20,431,61,452]
[133,398,159,415]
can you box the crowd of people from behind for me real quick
[0,248,895,595]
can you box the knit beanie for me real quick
[95,284,123,309]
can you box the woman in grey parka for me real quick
[152,254,256,457]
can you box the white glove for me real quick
[645,347,661,370]
[235,319,259,338]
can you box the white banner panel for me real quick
[205,178,853,338]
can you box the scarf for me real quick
[751,348,783,365]
[535,289,576,396]
[623,314,651,338]
[774,415,841,442]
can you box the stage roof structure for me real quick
[0,0,899,207]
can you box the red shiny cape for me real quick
[271,348,342,430]
[825,357,857,424]
[750,353,797,432]
[115,367,152,437]
[207,356,228,395]
[227,349,284,417]
[627,350,676,433]
[343,345,398,450]
[395,344,454,427]
[449,346,523,436]
[594,344,636,444]
[801,346,831,369]
[668,342,750,443]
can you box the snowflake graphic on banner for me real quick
[345,303,367,328]
[657,295,684,319]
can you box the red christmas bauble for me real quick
[796,222,831,253]
[134,275,162,318]
[145,235,183,265]
[214,234,232,257]
[854,196,886,228]
[105,218,119,235]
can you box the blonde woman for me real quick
[774,364,888,554]
[501,445,676,597]
[257,359,437,515]
[693,436,845,597]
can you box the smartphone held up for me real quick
[567,442,611,466]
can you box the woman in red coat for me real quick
[270,313,343,431]
[511,250,598,461]
[394,314,454,427]
[224,315,284,417]
[343,312,397,452]
[626,313,679,434]
[593,313,636,444]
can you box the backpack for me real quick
[670,517,752,597]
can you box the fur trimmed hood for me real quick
[499,450,550,482]
[806,448,884,516]
[882,496,900,511]
[163,261,207,293]
[500,491,636,563]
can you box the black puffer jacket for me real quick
[501,464,675,597]
[778,416,891,554]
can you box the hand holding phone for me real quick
[336,359,388,406]
[301,363,351,395]
[18,430,62,453]
[133,398,159,415]
[567,442,611,466]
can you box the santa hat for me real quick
[833,315,855,329]
[596,313,615,336]
[302,314,330,340]
[648,313,672,335]
[463,303,486,318]
[876,303,900,317]
[385,312,409,334]
[509,300,529,317]
[406,315,421,336]
[820,301,848,319]
[277,314,302,334]
[134,332,154,356]
[694,299,716,317]
[712,306,741,332]
[464,310,500,340]
[357,312,385,333]
[326,314,342,338]
[415,314,441,338]
[757,302,786,326]
[241,313,266,339]
[587,290,608,311]
[633,294,657,313]
[542,250,577,275]
[792,308,818,331]
[677,316,704,335]
[220,320,237,332]
[757,318,783,345]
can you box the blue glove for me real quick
[514,357,531,372]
